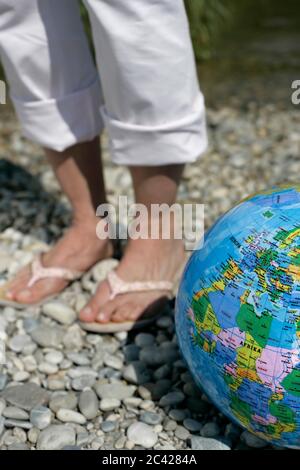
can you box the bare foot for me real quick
[5,217,113,305]
[79,237,186,324]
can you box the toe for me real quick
[111,302,140,323]
[79,281,111,322]
[15,288,34,303]
[96,297,121,323]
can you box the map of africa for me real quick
[176,185,300,448]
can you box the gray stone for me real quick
[135,333,155,348]
[140,412,162,426]
[30,406,52,430]
[42,301,76,325]
[67,352,90,366]
[95,381,135,400]
[190,436,231,451]
[4,419,32,430]
[8,442,29,450]
[241,431,268,448]
[168,409,186,422]
[1,383,49,411]
[8,334,32,353]
[78,390,98,420]
[127,422,158,449]
[57,409,86,425]
[101,420,117,433]
[0,374,7,391]
[183,418,202,432]
[103,354,123,371]
[0,416,4,437]
[72,375,96,391]
[23,318,39,334]
[159,391,185,407]
[123,344,140,362]
[200,422,220,438]
[2,406,29,420]
[175,425,190,440]
[49,392,78,413]
[100,398,121,411]
[37,425,76,450]
[122,362,152,385]
[31,325,63,348]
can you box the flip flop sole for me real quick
[79,313,161,333]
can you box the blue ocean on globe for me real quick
[175,185,300,448]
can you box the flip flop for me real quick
[0,253,84,309]
[0,238,123,310]
[79,269,175,333]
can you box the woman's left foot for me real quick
[79,237,186,325]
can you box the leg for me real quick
[0,1,109,304]
[80,0,207,324]
[7,139,112,304]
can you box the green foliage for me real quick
[184,0,233,60]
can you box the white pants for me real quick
[0,0,207,166]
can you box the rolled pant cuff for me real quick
[11,78,104,152]
[101,94,208,166]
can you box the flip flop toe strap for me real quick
[27,255,83,288]
[107,270,174,300]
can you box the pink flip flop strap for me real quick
[106,270,173,300]
[27,254,83,288]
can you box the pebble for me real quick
[49,392,78,413]
[95,382,135,400]
[100,398,121,412]
[31,325,64,348]
[56,409,86,425]
[159,391,185,407]
[127,422,158,449]
[44,351,64,365]
[101,421,117,433]
[241,431,268,448]
[37,425,76,450]
[122,362,152,385]
[30,406,52,430]
[183,418,202,432]
[72,375,96,391]
[0,374,8,391]
[175,426,190,440]
[140,411,162,426]
[2,406,29,420]
[4,419,32,430]
[78,390,99,420]
[200,422,220,438]
[42,301,76,325]
[135,333,155,348]
[103,354,123,371]
[8,334,32,353]
[191,436,231,451]
[1,383,49,411]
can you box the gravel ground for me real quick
[0,102,299,450]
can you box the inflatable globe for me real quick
[176,185,300,448]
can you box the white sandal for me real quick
[0,253,83,309]
[79,269,174,333]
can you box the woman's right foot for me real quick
[3,217,113,305]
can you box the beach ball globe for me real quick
[176,185,300,448]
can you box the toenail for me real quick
[82,307,91,316]
[97,312,107,322]
[5,291,13,300]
